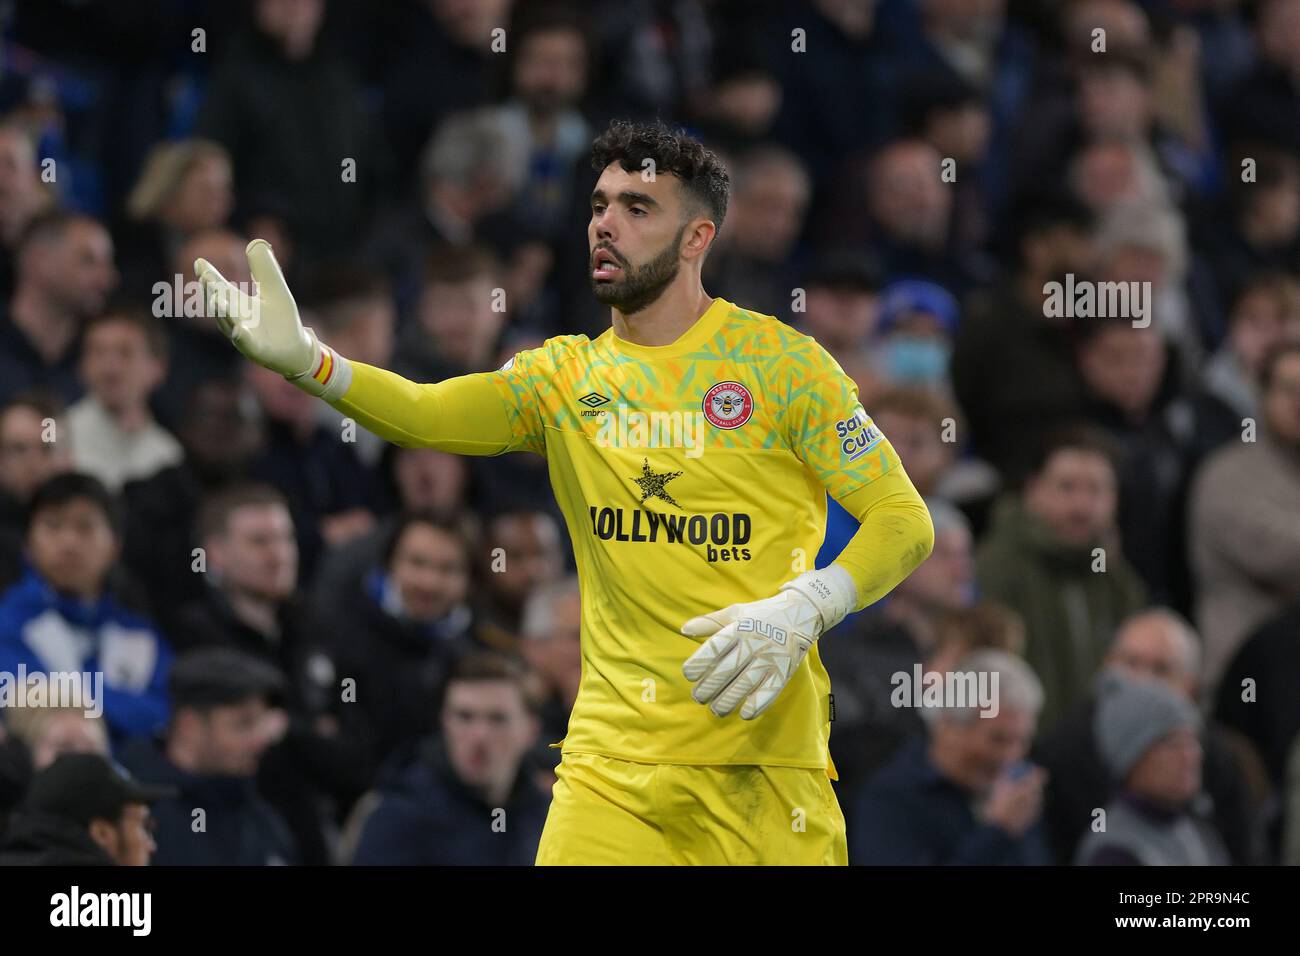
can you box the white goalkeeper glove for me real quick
[195,238,352,400]
[681,566,857,719]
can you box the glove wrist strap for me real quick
[287,328,353,402]
[780,565,857,634]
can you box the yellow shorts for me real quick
[535,752,847,865]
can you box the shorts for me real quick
[534,751,847,865]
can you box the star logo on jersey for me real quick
[630,458,683,509]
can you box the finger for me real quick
[245,238,293,312]
[680,604,741,637]
[682,629,731,682]
[740,668,789,720]
[688,630,753,704]
[195,258,240,335]
[710,662,768,718]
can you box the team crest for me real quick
[703,381,753,429]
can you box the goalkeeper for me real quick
[198,121,933,866]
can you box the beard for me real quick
[589,224,685,315]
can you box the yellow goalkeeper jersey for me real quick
[333,297,927,770]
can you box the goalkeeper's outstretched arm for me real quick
[196,239,517,456]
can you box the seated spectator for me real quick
[1214,599,1300,790]
[171,482,370,865]
[1075,318,1196,609]
[872,279,960,395]
[117,139,234,300]
[952,194,1094,475]
[519,576,582,772]
[0,395,70,590]
[66,308,182,492]
[850,649,1051,865]
[477,510,565,643]
[1036,609,1263,865]
[350,653,548,866]
[120,376,265,620]
[0,752,172,866]
[118,648,298,866]
[794,252,883,402]
[976,425,1146,729]
[1189,273,1300,465]
[1189,342,1300,692]
[1076,672,1229,865]
[326,513,478,766]
[245,363,381,574]
[0,210,118,405]
[0,473,172,741]
[0,123,55,299]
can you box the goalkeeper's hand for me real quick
[680,567,857,719]
[195,238,351,400]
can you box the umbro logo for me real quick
[578,392,610,408]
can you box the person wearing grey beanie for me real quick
[1076,672,1228,865]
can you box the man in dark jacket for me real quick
[850,650,1052,865]
[0,752,173,866]
[118,648,298,866]
[169,482,372,864]
[351,653,548,866]
[1036,609,1262,864]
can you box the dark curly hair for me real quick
[590,120,730,233]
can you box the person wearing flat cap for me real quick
[0,752,175,865]
[116,647,300,865]
[1075,672,1229,865]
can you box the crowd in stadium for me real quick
[0,0,1298,865]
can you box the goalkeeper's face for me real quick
[588,163,705,315]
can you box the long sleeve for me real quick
[829,469,935,613]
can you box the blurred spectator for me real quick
[850,649,1051,865]
[313,447,473,623]
[118,648,298,866]
[303,265,396,469]
[153,229,252,427]
[819,503,980,802]
[0,123,55,299]
[170,482,370,864]
[975,426,1146,729]
[326,513,477,766]
[1036,609,1263,865]
[0,210,118,405]
[705,145,810,317]
[396,245,507,383]
[382,0,513,190]
[117,140,234,300]
[1214,599,1300,791]
[1188,342,1300,692]
[1223,0,1300,153]
[1075,319,1196,609]
[1189,273,1300,463]
[0,395,69,589]
[0,473,172,741]
[479,510,565,641]
[1,699,110,773]
[120,377,265,619]
[349,652,547,865]
[795,252,883,400]
[66,308,182,492]
[1286,734,1300,865]
[196,0,388,268]
[519,576,581,771]
[873,279,960,393]
[0,753,172,866]
[245,363,380,574]
[952,194,1094,474]
[1075,672,1229,865]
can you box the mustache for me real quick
[591,243,629,267]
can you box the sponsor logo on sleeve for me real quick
[835,407,883,462]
